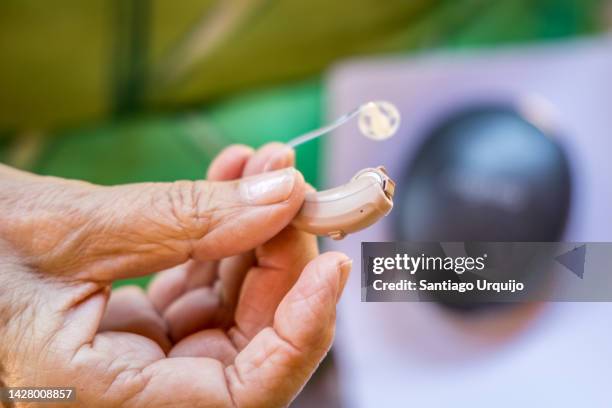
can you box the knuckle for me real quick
[166,181,213,240]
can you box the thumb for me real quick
[3,168,304,281]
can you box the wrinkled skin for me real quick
[0,143,351,407]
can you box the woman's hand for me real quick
[0,143,351,407]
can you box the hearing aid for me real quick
[287,100,399,239]
[292,166,395,240]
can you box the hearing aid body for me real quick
[292,166,395,240]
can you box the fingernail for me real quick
[337,258,353,302]
[263,148,294,172]
[240,168,297,205]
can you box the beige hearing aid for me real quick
[292,166,395,240]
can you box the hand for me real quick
[0,143,351,407]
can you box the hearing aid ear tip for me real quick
[358,101,401,141]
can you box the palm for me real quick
[69,224,322,407]
[79,144,336,406]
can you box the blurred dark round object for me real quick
[395,104,572,312]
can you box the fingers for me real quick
[163,286,220,342]
[242,142,294,176]
[220,141,298,317]
[206,144,254,180]
[147,142,298,341]
[147,261,218,314]
[225,252,352,407]
[228,142,316,338]
[216,252,255,317]
[232,226,318,339]
[147,252,255,343]
[146,143,255,324]
[208,142,293,181]
[217,142,301,330]
[99,286,172,353]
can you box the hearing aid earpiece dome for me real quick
[358,101,401,141]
